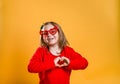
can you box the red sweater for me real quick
[28,46,88,84]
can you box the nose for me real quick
[47,32,52,37]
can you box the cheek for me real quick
[55,33,59,40]
[43,36,47,41]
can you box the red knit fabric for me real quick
[28,46,88,84]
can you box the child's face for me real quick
[41,24,59,47]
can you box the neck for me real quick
[49,44,61,56]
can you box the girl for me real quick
[28,21,88,84]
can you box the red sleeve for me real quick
[28,47,55,73]
[66,47,88,70]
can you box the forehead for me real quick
[42,23,54,31]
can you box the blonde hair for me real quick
[40,21,69,49]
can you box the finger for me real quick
[55,57,61,62]
[54,57,61,67]
[61,57,70,64]
[63,59,68,64]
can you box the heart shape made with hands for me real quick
[54,56,70,67]
[57,57,69,65]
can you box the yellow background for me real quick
[0,0,120,84]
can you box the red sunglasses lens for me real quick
[40,31,48,35]
[49,28,58,35]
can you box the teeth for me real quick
[48,38,53,41]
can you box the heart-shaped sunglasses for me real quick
[40,26,58,36]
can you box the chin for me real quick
[47,42,57,46]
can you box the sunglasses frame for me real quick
[40,26,58,36]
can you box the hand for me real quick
[54,57,61,67]
[61,56,70,67]
[54,56,70,68]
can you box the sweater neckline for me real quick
[46,47,65,57]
